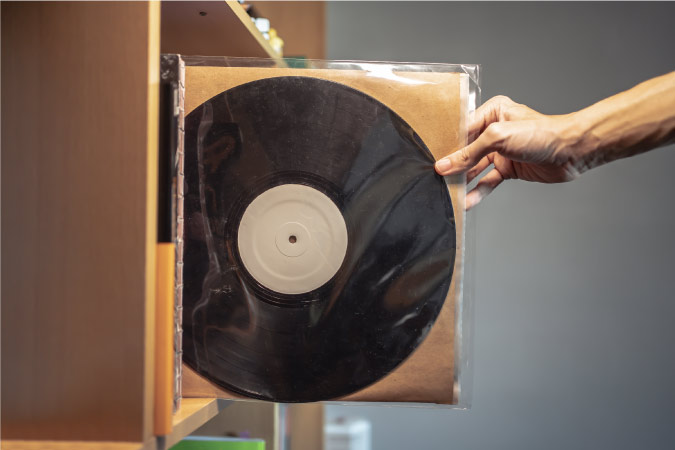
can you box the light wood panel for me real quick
[161,398,231,450]
[287,404,324,450]
[0,441,142,450]
[161,1,281,59]
[1,398,231,450]
[252,2,326,59]
[1,1,159,441]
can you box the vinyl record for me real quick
[183,76,456,402]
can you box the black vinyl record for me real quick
[183,76,456,402]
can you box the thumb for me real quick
[435,123,507,176]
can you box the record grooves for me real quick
[183,76,456,402]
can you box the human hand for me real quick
[435,95,587,210]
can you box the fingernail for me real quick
[435,158,452,173]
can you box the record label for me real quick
[237,183,348,295]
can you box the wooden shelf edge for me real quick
[0,441,142,450]
[1,398,231,450]
[146,398,232,450]
[224,1,281,61]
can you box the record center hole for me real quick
[289,235,297,244]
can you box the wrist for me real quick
[557,110,603,174]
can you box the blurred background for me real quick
[324,2,675,450]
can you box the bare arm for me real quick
[435,71,675,209]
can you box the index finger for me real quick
[468,95,515,142]
[435,122,506,175]
[468,97,498,141]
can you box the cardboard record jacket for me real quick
[183,76,456,403]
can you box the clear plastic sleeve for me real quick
[175,55,480,409]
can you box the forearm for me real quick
[571,71,675,170]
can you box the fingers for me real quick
[435,122,505,176]
[465,168,505,210]
[466,154,492,183]
[468,97,500,140]
[468,95,515,141]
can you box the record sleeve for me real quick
[177,57,479,407]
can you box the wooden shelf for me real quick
[1,398,231,450]
[3,1,323,447]
[161,1,282,60]
[0,442,142,450]
[156,398,232,450]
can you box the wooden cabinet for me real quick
[2,1,160,444]
[1,2,324,449]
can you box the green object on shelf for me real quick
[284,56,308,68]
[170,436,265,450]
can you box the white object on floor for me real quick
[325,417,372,450]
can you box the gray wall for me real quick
[325,3,675,450]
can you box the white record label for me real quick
[237,184,348,295]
